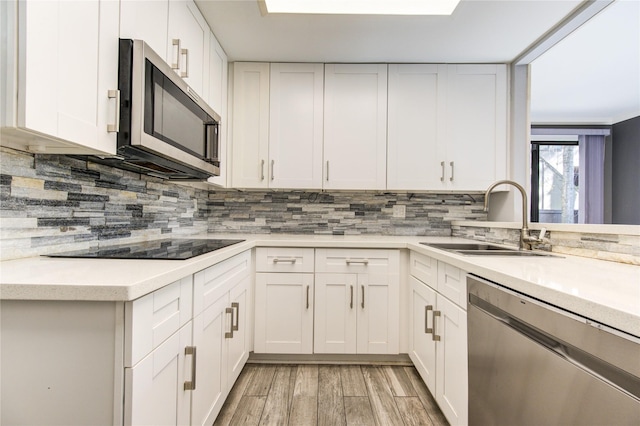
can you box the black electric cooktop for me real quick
[45,238,245,260]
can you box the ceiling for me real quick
[530,0,640,125]
[195,0,639,125]
[195,0,582,63]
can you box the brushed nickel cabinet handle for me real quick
[350,285,353,309]
[261,159,265,181]
[225,307,234,338]
[450,161,454,182]
[232,302,239,331]
[306,285,310,309]
[432,310,441,341]
[184,346,197,390]
[107,90,120,133]
[346,259,369,265]
[171,39,181,70]
[440,161,445,181]
[271,160,275,180]
[180,48,189,78]
[273,258,297,264]
[326,161,329,181]
[425,305,433,334]
[361,285,365,309]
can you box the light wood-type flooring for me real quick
[214,364,449,426]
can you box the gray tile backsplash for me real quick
[207,191,486,235]
[0,147,487,260]
[2,146,636,264]
[1,147,210,260]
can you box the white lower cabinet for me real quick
[254,247,399,355]
[255,273,314,353]
[409,251,468,426]
[314,249,400,354]
[125,323,193,426]
[254,248,315,354]
[190,251,251,425]
[125,250,252,426]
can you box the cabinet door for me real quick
[125,323,192,426]
[269,63,324,189]
[314,273,357,353]
[191,291,228,426]
[231,62,270,188]
[167,0,209,97]
[324,64,387,190]
[205,32,228,187]
[227,275,251,385]
[356,273,399,354]
[120,0,169,59]
[21,0,119,154]
[445,64,507,190]
[255,273,314,354]
[409,276,438,394]
[387,64,447,190]
[435,295,468,426]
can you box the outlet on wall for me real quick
[392,204,406,218]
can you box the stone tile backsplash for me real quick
[452,224,640,265]
[0,147,487,260]
[2,146,636,264]
[0,147,210,260]
[207,191,486,235]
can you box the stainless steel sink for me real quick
[420,242,558,257]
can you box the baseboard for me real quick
[247,352,413,366]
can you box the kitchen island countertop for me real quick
[1,234,638,338]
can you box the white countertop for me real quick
[1,234,638,338]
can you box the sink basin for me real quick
[420,242,558,257]
[455,250,556,257]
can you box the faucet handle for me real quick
[538,228,547,240]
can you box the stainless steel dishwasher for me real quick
[467,275,640,425]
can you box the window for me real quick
[531,141,579,223]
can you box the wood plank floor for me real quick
[214,364,449,426]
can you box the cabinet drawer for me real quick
[410,251,437,290]
[193,250,251,316]
[256,247,315,273]
[437,261,467,310]
[315,249,399,275]
[125,276,193,367]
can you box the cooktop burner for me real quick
[45,238,245,260]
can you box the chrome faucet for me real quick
[484,180,547,250]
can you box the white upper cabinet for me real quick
[388,64,446,190]
[167,0,209,97]
[1,0,119,155]
[119,0,169,59]
[230,62,270,188]
[388,63,507,191]
[231,63,324,189]
[444,64,508,190]
[205,34,229,187]
[269,63,324,189]
[120,0,210,98]
[323,64,388,190]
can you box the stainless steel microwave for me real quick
[89,39,220,180]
